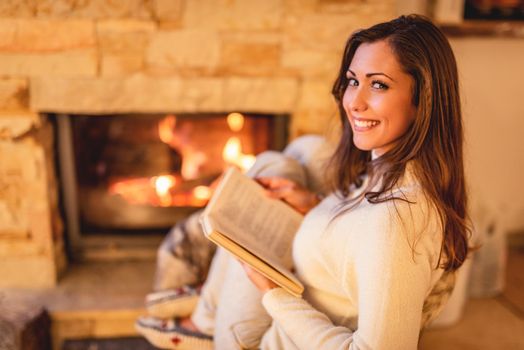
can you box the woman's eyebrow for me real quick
[347,69,395,82]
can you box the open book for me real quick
[199,167,304,297]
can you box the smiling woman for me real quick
[343,40,416,156]
[136,14,475,350]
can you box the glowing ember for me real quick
[158,114,207,180]
[109,174,210,207]
[223,136,242,163]
[153,175,176,206]
[110,178,152,205]
[227,112,245,132]
[158,115,177,144]
[154,175,176,196]
[222,136,256,172]
[193,185,212,201]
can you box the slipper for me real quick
[146,286,200,318]
[135,316,213,350]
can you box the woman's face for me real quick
[342,40,416,157]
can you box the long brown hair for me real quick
[330,14,472,272]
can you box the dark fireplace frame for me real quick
[53,113,289,261]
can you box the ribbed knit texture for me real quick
[260,163,450,350]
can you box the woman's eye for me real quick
[348,78,358,87]
[371,80,389,90]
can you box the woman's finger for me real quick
[256,176,294,189]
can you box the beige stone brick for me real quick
[296,79,337,113]
[223,77,299,113]
[290,108,338,138]
[184,0,283,30]
[0,238,42,256]
[317,0,394,14]
[0,0,34,17]
[0,78,29,109]
[0,49,97,77]
[96,19,156,33]
[0,113,63,288]
[0,140,43,239]
[99,31,150,55]
[153,0,184,22]
[30,75,225,113]
[146,29,220,70]
[0,111,40,139]
[0,19,95,52]
[283,9,394,53]
[0,255,57,288]
[0,0,155,19]
[97,19,155,54]
[100,54,144,77]
[283,0,317,15]
[282,48,340,79]
[30,75,301,114]
[219,41,282,76]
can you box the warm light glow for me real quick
[181,152,207,180]
[240,154,256,170]
[158,115,177,144]
[109,174,212,208]
[154,175,175,197]
[110,178,152,205]
[193,186,212,201]
[227,112,245,132]
[221,136,256,172]
[222,136,242,163]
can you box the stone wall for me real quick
[0,0,396,287]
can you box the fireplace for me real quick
[54,112,288,259]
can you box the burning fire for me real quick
[110,112,255,208]
[223,113,256,170]
[227,112,245,132]
[158,114,207,180]
[154,175,176,206]
[222,136,256,170]
[109,174,212,207]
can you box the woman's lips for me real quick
[353,118,380,132]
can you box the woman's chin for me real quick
[352,139,374,152]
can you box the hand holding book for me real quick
[241,262,279,294]
[200,167,306,297]
[257,176,321,215]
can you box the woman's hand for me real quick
[241,262,278,293]
[257,177,320,214]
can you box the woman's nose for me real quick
[347,87,367,112]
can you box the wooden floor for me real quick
[419,245,524,350]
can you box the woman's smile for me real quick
[352,117,381,132]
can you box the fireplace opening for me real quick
[54,112,288,259]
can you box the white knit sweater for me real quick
[260,164,447,350]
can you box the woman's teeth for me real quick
[354,119,380,128]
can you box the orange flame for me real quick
[153,175,176,206]
[158,115,177,144]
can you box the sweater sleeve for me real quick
[262,200,437,350]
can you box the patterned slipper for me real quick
[135,316,213,350]
[146,286,200,318]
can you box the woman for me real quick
[243,14,472,349]
[138,14,473,350]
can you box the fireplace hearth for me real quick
[54,112,288,259]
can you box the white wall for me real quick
[450,38,524,233]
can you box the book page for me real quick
[205,167,303,269]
